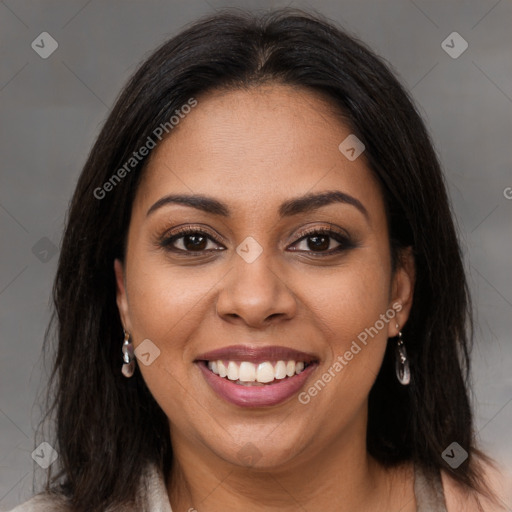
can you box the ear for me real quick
[387,246,415,338]
[114,258,132,332]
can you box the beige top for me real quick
[8,462,448,511]
[414,464,447,512]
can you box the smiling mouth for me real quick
[202,359,314,386]
[195,345,319,407]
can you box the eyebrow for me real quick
[146,190,369,221]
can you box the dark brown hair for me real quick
[37,8,496,511]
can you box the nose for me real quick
[215,251,297,329]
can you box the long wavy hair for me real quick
[37,8,496,511]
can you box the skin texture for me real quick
[114,84,418,511]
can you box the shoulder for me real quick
[442,461,512,512]
[7,492,71,512]
[7,462,171,512]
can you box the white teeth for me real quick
[207,359,309,384]
[274,360,287,379]
[256,362,275,383]
[238,362,256,382]
[217,361,227,378]
[227,361,239,381]
[286,360,295,377]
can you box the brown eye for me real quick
[160,228,225,253]
[306,235,331,251]
[289,228,355,255]
[182,234,208,251]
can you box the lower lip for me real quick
[197,362,317,407]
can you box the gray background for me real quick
[1,0,511,508]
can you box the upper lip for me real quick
[195,345,318,364]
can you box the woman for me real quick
[11,8,510,512]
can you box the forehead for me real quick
[135,84,384,221]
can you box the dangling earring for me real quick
[121,331,135,378]
[395,324,410,385]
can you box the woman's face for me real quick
[115,84,414,470]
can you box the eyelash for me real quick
[158,225,356,256]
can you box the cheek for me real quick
[124,255,225,381]
[302,256,391,340]
[296,249,392,397]
[127,248,220,328]
[123,264,219,423]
